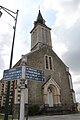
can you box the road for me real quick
[29,114,80,120]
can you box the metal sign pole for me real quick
[19,55,27,120]
[19,66,25,120]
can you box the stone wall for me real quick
[26,45,73,111]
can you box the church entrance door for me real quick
[48,88,53,107]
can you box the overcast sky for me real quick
[0,0,80,102]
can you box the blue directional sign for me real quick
[26,66,44,81]
[3,66,44,82]
[3,66,22,81]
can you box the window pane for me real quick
[45,56,48,69]
[49,57,52,70]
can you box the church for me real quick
[13,10,77,115]
[0,10,77,115]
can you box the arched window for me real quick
[45,55,53,70]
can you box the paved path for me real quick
[29,114,80,120]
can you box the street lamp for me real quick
[0,11,2,17]
[0,5,19,120]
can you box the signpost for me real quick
[3,66,44,82]
[3,66,22,81]
[26,66,44,81]
[3,65,44,120]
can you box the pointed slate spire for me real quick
[37,10,44,23]
[34,10,45,26]
[31,10,51,33]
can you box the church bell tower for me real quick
[30,10,52,51]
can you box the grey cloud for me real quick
[62,20,80,74]
[62,0,80,12]
[0,56,5,70]
[54,19,80,75]
[74,80,80,85]
[0,33,11,46]
[62,50,80,74]
[0,33,12,70]
[65,20,80,49]
[74,84,80,97]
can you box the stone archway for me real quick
[47,84,60,107]
[43,77,61,107]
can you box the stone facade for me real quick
[26,46,74,110]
